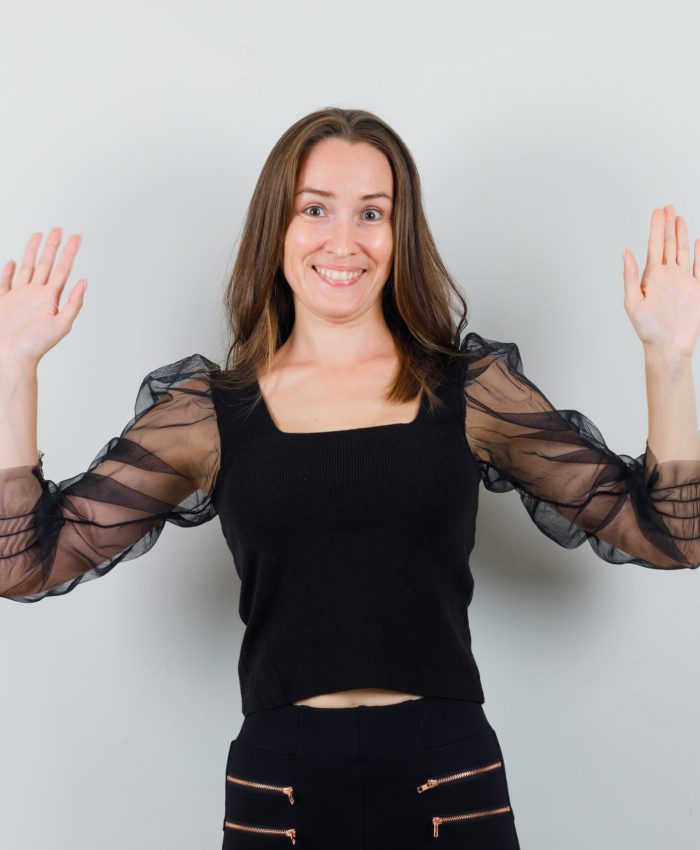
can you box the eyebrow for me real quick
[294,186,393,202]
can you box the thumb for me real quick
[57,278,88,328]
[622,247,643,309]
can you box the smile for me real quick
[313,266,365,286]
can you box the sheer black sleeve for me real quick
[461,331,700,570]
[0,353,222,602]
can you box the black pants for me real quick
[221,696,521,849]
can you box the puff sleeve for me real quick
[0,353,222,602]
[461,331,700,570]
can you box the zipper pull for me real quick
[417,778,438,793]
[285,828,297,845]
[432,816,442,838]
[283,786,295,805]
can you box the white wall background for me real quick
[1,0,699,847]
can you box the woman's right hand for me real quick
[0,227,87,367]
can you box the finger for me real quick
[694,238,700,280]
[32,226,63,286]
[0,258,16,295]
[623,247,643,309]
[57,278,88,328]
[646,208,664,268]
[663,204,676,265]
[676,216,691,271]
[17,232,43,286]
[47,234,82,292]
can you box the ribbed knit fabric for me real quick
[211,358,484,715]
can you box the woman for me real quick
[1,106,699,849]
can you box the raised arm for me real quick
[0,353,221,602]
[460,331,700,570]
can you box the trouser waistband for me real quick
[236,696,491,761]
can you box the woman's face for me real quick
[282,137,394,321]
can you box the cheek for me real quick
[368,228,393,264]
[285,220,322,256]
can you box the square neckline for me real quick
[254,376,428,437]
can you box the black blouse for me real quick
[0,354,221,601]
[461,333,700,570]
[1,332,698,710]
[3,331,700,594]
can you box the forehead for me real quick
[296,138,393,197]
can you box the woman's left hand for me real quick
[623,204,700,358]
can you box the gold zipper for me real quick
[432,804,511,837]
[224,819,296,844]
[416,759,503,793]
[226,773,295,804]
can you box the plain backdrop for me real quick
[1,1,699,848]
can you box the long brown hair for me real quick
[209,106,470,413]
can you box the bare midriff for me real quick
[292,687,425,708]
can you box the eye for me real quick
[303,204,326,217]
[362,208,383,221]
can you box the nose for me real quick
[324,212,358,257]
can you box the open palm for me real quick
[0,227,87,366]
[623,205,700,358]
[0,227,87,363]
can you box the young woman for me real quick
[2,106,699,849]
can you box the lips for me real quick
[312,266,366,287]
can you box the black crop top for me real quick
[2,331,699,716]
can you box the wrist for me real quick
[0,354,39,378]
[643,343,693,372]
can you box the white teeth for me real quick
[314,266,364,282]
